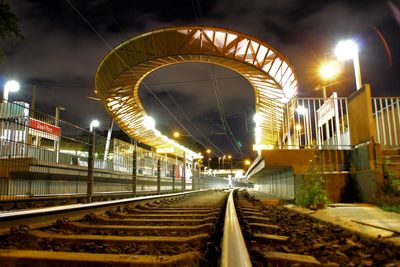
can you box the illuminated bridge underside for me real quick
[95,26,298,153]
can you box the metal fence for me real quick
[372,97,400,148]
[286,96,351,149]
[0,100,225,201]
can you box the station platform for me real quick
[247,189,400,246]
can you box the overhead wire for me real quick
[164,88,225,156]
[211,72,244,158]
[190,0,245,158]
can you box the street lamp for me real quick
[173,131,180,138]
[222,155,226,169]
[206,149,211,168]
[296,106,310,146]
[228,155,232,176]
[90,119,100,132]
[318,62,340,98]
[88,119,100,203]
[143,116,155,130]
[335,39,362,90]
[3,80,20,101]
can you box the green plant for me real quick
[295,164,329,209]
[382,171,400,196]
[382,204,400,213]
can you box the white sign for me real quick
[156,147,175,154]
[317,93,337,128]
[252,144,274,151]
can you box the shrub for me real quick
[295,164,329,209]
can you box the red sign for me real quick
[29,118,61,136]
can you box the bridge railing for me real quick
[289,97,350,149]
[0,100,197,200]
[372,97,400,149]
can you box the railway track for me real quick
[0,189,399,266]
[0,190,228,266]
[235,190,400,266]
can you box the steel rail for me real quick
[0,190,209,235]
[221,189,252,267]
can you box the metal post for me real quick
[132,139,137,197]
[54,106,65,163]
[157,159,161,194]
[286,102,292,147]
[182,152,186,191]
[322,85,327,99]
[172,164,176,191]
[87,131,95,203]
[353,53,362,90]
[103,119,113,166]
[30,85,36,114]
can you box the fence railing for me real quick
[0,100,222,202]
[289,96,351,149]
[372,97,400,148]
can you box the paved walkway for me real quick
[246,189,400,245]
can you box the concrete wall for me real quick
[251,142,381,202]
[253,169,295,200]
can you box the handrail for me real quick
[221,189,252,267]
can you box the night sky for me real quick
[0,0,399,158]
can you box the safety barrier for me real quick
[372,97,400,148]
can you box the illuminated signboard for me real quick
[156,147,175,154]
[29,118,61,136]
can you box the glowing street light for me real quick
[319,62,340,98]
[3,80,20,101]
[173,131,180,138]
[335,39,362,90]
[89,119,100,132]
[143,116,155,130]
[296,106,307,115]
[244,159,251,166]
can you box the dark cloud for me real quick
[0,0,399,157]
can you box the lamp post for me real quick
[318,62,340,99]
[206,149,211,168]
[54,106,65,163]
[228,155,232,176]
[335,39,362,90]
[3,80,20,101]
[87,119,100,202]
[295,124,302,147]
[296,106,310,146]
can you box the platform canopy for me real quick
[95,26,298,157]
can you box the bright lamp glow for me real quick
[206,149,211,154]
[173,131,180,138]
[244,159,251,165]
[319,62,339,80]
[253,113,262,124]
[143,116,155,129]
[4,80,20,93]
[296,106,307,115]
[90,119,100,132]
[295,124,302,131]
[335,40,358,60]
